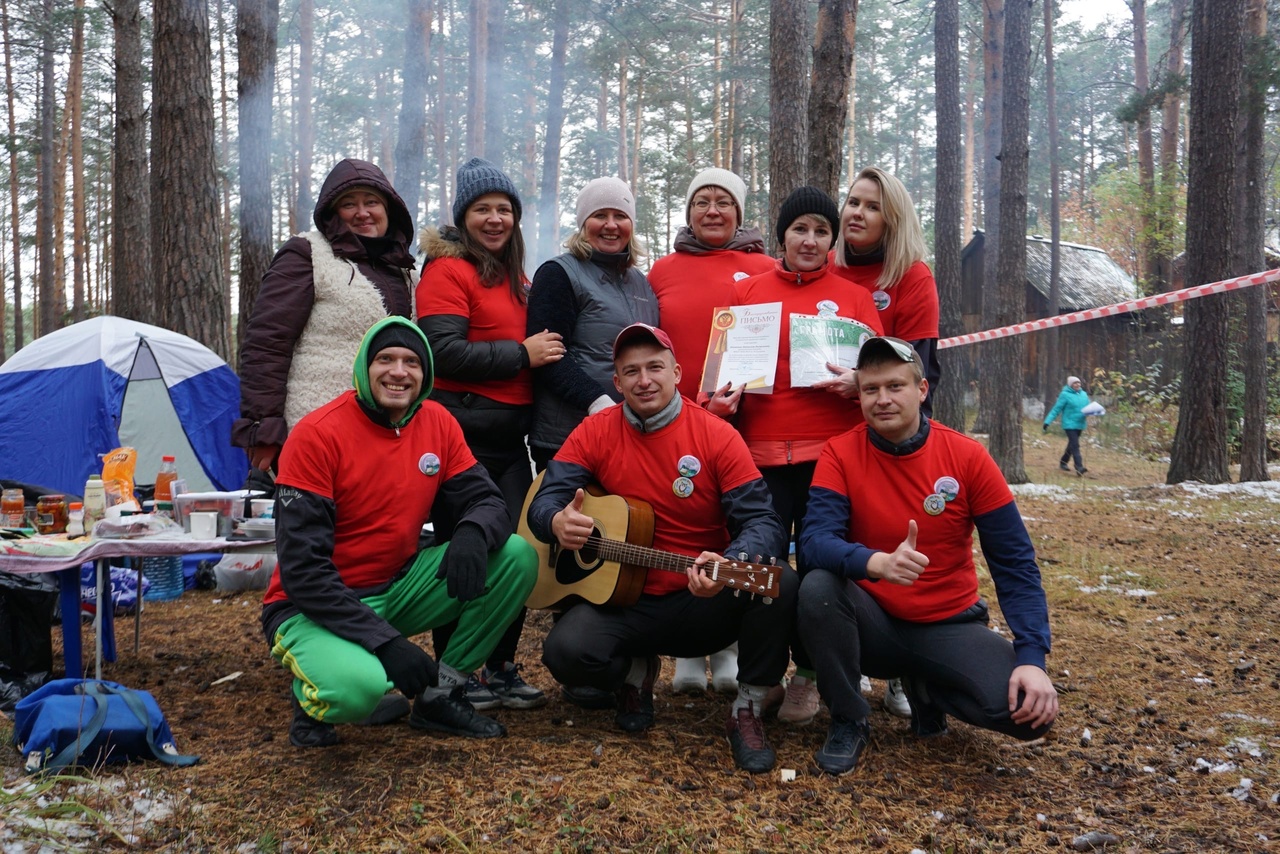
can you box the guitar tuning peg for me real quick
[752,554,763,563]
[737,551,748,561]
[768,557,777,566]
[762,596,773,605]
[733,589,740,597]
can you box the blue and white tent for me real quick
[0,316,247,496]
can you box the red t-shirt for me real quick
[649,249,775,400]
[730,262,884,445]
[556,403,763,596]
[263,391,477,603]
[810,421,1013,621]
[416,256,533,405]
[828,256,939,341]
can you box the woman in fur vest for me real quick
[234,158,416,472]
[416,157,563,712]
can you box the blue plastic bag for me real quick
[80,565,150,615]
[12,678,199,774]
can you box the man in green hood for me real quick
[261,317,538,747]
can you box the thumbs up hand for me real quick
[552,488,594,551]
[868,519,929,585]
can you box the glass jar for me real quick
[35,494,69,534]
[2,488,25,526]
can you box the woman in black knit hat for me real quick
[416,157,563,712]
[725,185,885,726]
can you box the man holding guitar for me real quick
[795,336,1058,775]
[526,323,797,774]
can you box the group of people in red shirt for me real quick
[243,156,1058,777]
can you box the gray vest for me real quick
[529,253,659,451]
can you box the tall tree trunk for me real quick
[109,0,150,324]
[152,0,230,357]
[1155,0,1188,293]
[395,0,430,232]
[537,0,567,265]
[975,0,1003,434]
[294,0,313,230]
[769,0,808,242]
[806,0,858,199]
[631,75,644,192]
[1132,0,1158,291]
[712,0,723,167]
[1,0,19,353]
[618,52,629,182]
[37,0,56,337]
[1044,0,1062,408]
[466,0,488,158]
[933,0,966,432]
[70,0,86,322]
[236,0,281,365]
[1237,0,1268,483]
[433,0,449,223]
[216,0,233,334]
[729,0,745,173]
[483,0,504,163]
[963,39,977,238]
[988,0,1029,482]
[1167,0,1244,485]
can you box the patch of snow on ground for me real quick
[1178,480,1280,503]
[1010,483,1073,499]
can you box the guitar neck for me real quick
[588,536,698,576]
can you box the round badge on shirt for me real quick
[933,476,960,502]
[873,290,891,311]
[923,493,946,516]
[817,299,839,317]
[677,455,702,478]
[419,453,442,477]
[673,476,695,498]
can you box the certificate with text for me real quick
[789,314,877,387]
[699,302,783,395]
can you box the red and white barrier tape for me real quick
[938,267,1280,349]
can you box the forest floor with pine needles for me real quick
[2,422,1279,853]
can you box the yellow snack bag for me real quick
[101,447,138,507]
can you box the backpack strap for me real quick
[42,690,109,774]
[81,682,200,768]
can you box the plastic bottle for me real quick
[154,455,178,507]
[67,502,85,537]
[82,474,107,534]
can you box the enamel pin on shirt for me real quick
[419,453,441,476]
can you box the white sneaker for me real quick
[671,657,708,693]
[709,643,739,693]
[883,677,912,718]
[859,675,872,695]
[777,675,819,725]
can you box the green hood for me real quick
[351,317,435,428]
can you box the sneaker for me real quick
[1076,467,1088,476]
[815,716,871,775]
[709,645,739,693]
[777,675,819,725]
[463,673,502,711]
[671,657,709,694]
[289,694,338,748]
[615,656,659,732]
[1059,462,1070,472]
[859,675,872,695]
[882,677,913,718]
[725,703,776,773]
[409,686,506,738]
[356,691,411,726]
[483,663,548,710]
[561,684,617,709]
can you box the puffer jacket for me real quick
[1045,385,1089,432]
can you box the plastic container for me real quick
[141,555,185,602]
[66,502,85,537]
[154,455,178,504]
[83,475,107,534]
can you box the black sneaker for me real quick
[1076,467,1088,476]
[1059,462,1070,472]
[614,656,659,732]
[409,686,507,738]
[814,716,870,775]
[289,694,339,748]
[561,683,617,710]
[356,691,411,726]
[725,703,776,773]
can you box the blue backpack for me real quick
[12,679,200,774]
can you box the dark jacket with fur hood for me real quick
[234,159,416,451]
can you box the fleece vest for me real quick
[284,232,405,429]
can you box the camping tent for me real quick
[0,316,247,496]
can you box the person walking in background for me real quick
[235,159,416,473]
[725,186,884,727]
[1044,375,1090,475]
[648,167,774,696]
[416,157,565,714]
[830,165,940,718]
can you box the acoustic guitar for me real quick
[516,472,783,611]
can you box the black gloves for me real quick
[437,523,489,602]
[374,636,438,696]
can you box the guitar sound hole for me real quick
[554,528,604,585]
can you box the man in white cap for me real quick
[527,323,796,774]
[648,167,775,694]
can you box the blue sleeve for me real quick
[797,486,880,581]
[720,478,787,565]
[1044,391,1066,427]
[973,500,1051,669]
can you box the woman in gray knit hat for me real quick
[416,156,564,713]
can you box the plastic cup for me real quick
[190,512,219,540]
